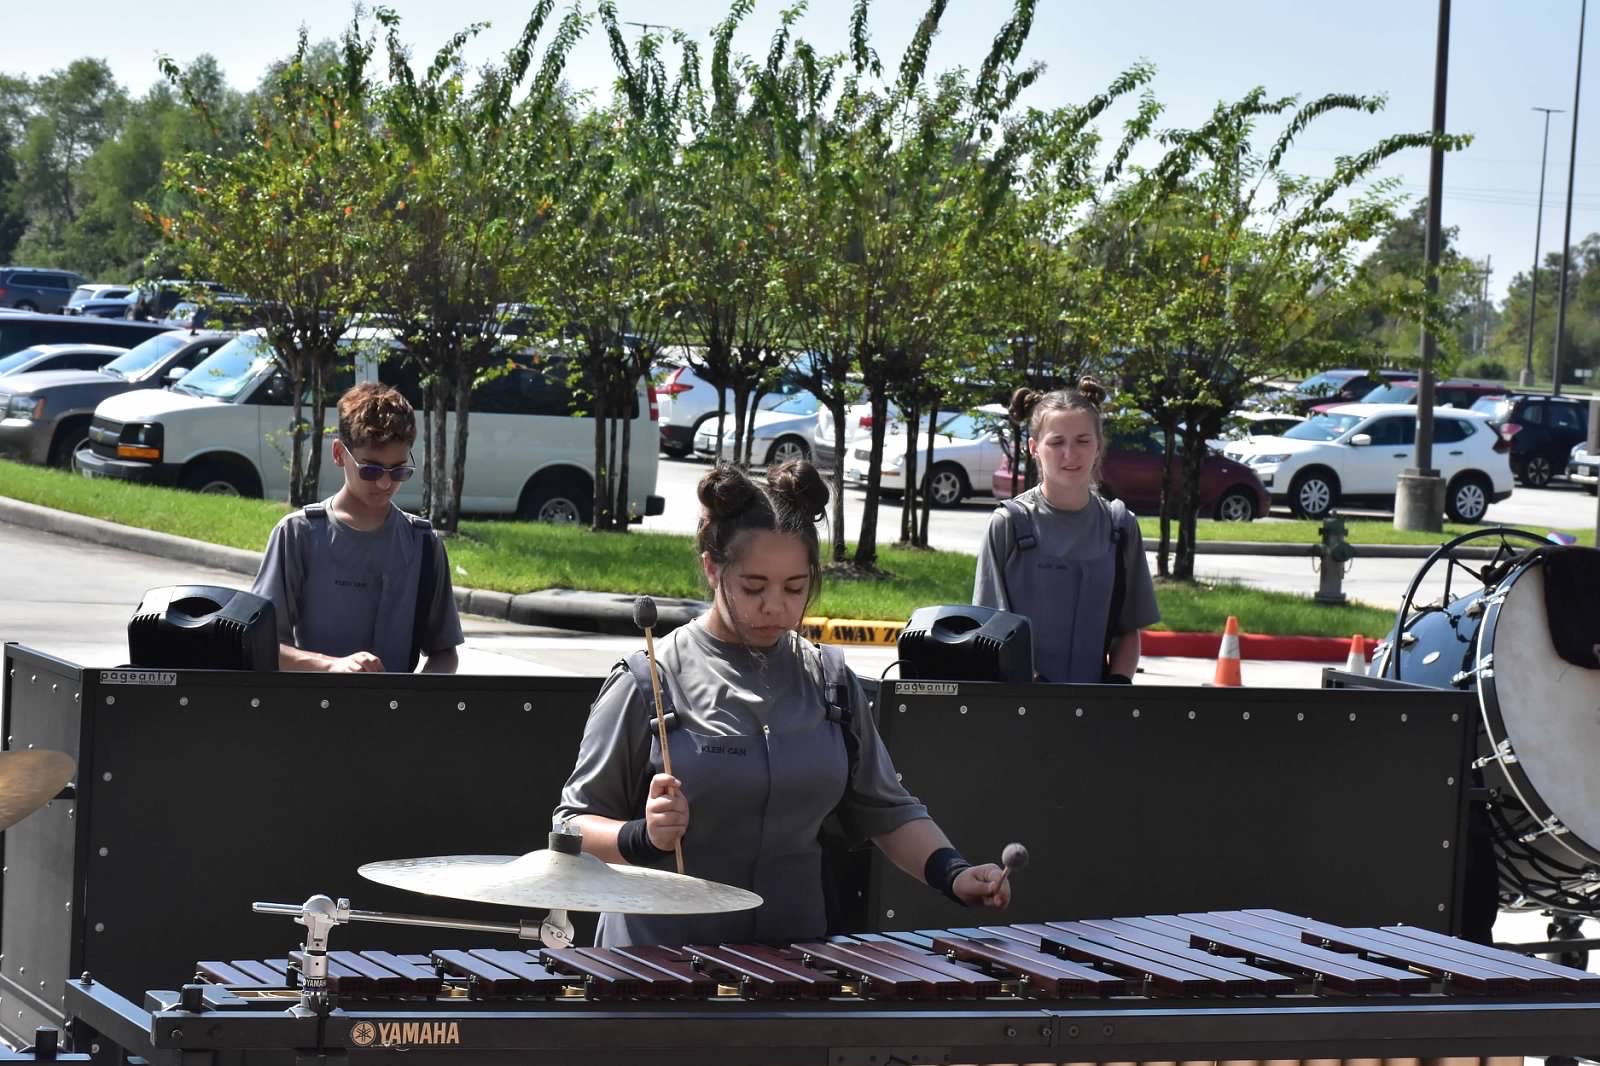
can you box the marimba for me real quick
[64,910,1600,1065]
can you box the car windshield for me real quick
[102,333,188,379]
[0,347,45,375]
[1295,372,1353,395]
[1471,397,1510,419]
[1284,412,1361,442]
[1360,383,1418,404]
[769,392,820,416]
[934,412,986,439]
[176,334,274,399]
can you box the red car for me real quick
[992,424,1271,521]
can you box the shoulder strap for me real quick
[816,642,852,726]
[1001,498,1038,551]
[624,649,677,733]
[1102,497,1129,662]
[408,520,436,672]
[303,503,327,522]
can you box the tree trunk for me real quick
[428,374,451,524]
[419,393,433,517]
[590,387,608,532]
[286,362,310,507]
[606,405,621,531]
[852,392,889,571]
[917,395,941,548]
[827,398,848,563]
[443,367,472,534]
[900,403,920,545]
[616,387,633,534]
[1155,421,1176,579]
[730,387,751,468]
[302,356,329,506]
[1174,433,1207,581]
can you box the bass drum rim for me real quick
[1476,553,1600,870]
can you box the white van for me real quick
[75,331,664,523]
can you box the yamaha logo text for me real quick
[350,1021,461,1047]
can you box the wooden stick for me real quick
[642,626,684,875]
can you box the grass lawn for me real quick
[1138,515,1594,547]
[1,457,1401,636]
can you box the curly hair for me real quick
[337,382,416,450]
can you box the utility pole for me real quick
[1476,256,1491,355]
[1396,0,1451,532]
[1551,0,1587,397]
[1521,107,1563,388]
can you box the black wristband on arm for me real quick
[924,846,973,905]
[617,818,673,866]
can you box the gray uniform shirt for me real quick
[555,618,929,946]
[250,498,463,672]
[973,488,1160,681]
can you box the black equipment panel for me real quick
[870,678,1474,934]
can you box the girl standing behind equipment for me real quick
[556,460,1010,947]
[973,380,1160,684]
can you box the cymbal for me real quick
[359,850,762,915]
[0,750,75,832]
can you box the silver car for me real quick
[1569,441,1599,494]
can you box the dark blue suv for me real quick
[1471,393,1592,487]
[0,267,87,314]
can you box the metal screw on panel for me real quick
[1447,777,1456,786]
[98,848,108,857]
[1018,706,1027,716]
[1442,840,1450,849]
[30,675,36,684]
[1452,714,1460,722]
[1402,713,1409,722]
[1349,713,1357,722]
[1101,1025,1114,1037]
[1039,1026,1052,1038]
[457,702,466,711]
[90,1046,100,1056]
[179,697,188,707]
[898,704,906,714]
[886,910,895,919]
[523,702,532,712]
[1188,711,1196,720]
[250,698,260,708]
[105,697,114,706]
[102,772,112,782]
[1075,708,1084,718]
[1066,1025,1080,1038]
[171,1030,183,1041]
[390,700,399,710]
[94,923,105,933]
[959,705,968,715]
[1242,711,1250,720]
[1132,709,1140,718]
[1297,712,1305,721]
[320,699,329,709]
[1004,1027,1016,1039]
[1438,903,1446,912]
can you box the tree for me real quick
[11,59,126,261]
[1093,89,1467,578]
[154,24,388,506]
[376,1,585,532]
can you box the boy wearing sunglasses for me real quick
[250,383,463,673]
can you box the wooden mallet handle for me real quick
[635,597,684,875]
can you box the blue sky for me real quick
[3,0,1594,306]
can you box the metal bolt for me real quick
[320,699,329,709]
[1438,903,1446,912]
[1401,713,1409,722]
[105,696,114,706]
[65,902,70,910]
[179,697,188,707]
[898,704,906,714]
[101,771,112,782]
[51,683,57,693]
[1443,840,1450,849]
[457,701,466,711]
[1452,713,1460,723]
[1447,776,1456,786]
[1017,706,1027,716]
[1297,712,1305,721]
[171,1029,183,1041]
[250,698,260,708]
[74,693,79,703]
[1039,1025,1052,1038]
[1004,1026,1017,1039]
[1242,711,1250,720]
[1349,712,1357,721]
[523,702,532,712]
[30,674,36,684]
[1075,707,1084,717]
[1188,710,1196,720]
[98,847,108,857]
[94,923,105,933]
[90,1045,100,1056]
[390,700,399,710]
[1101,1024,1114,1037]
[959,705,968,715]
[1132,709,1140,718]
[885,909,895,919]
[1067,1025,1080,1038]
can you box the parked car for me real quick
[1208,411,1304,452]
[1470,393,1593,488]
[0,343,125,379]
[693,391,819,466]
[63,284,133,315]
[814,391,904,469]
[0,267,87,313]
[1291,368,1412,414]
[0,331,232,467]
[843,409,1004,507]
[78,330,664,523]
[1224,403,1511,523]
[994,423,1270,521]
[126,279,230,322]
[1567,440,1598,494]
[0,311,172,359]
[1317,378,1506,413]
[654,352,814,457]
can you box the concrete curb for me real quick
[0,496,261,575]
[1191,539,1502,560]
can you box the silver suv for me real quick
[0,267,87,314]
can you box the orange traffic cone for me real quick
[1213,615,1243,687]
[1344,633,1367,674]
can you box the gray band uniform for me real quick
[554,618,929,947]
[973,488,1161,683]
[251,498,463,671]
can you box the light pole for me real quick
[1521,107,1563,388]
[1551,0,1587,397]
[1396,0,1451,532]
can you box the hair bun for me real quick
[1076,377,1107,407]
[767,459,830,521]
[1008,387,1042,425]
[697,462,761,520]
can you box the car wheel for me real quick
[48,419,92,470]
[923,462,969,508]
[1215,487,1257,522]
[180,459,260,498]
[1446,473,1491,524]
[765,435,811,467]
[518,470,594,524]
[1289,469,1337,519]
[1520,454,1552,488]
[15,301,37,312]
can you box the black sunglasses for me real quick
[343,440,416,483]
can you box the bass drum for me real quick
[1375,548,1600,914]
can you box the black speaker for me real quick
[895,604,1033,683]
[126,585,278,670]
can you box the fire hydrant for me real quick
[1313,517,1356,605]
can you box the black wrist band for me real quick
[924,846,972,905]
[1104,672,1133,684]
[617,818,673,866]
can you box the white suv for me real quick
[1224,403,1512,523]
[76,330,663,523]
